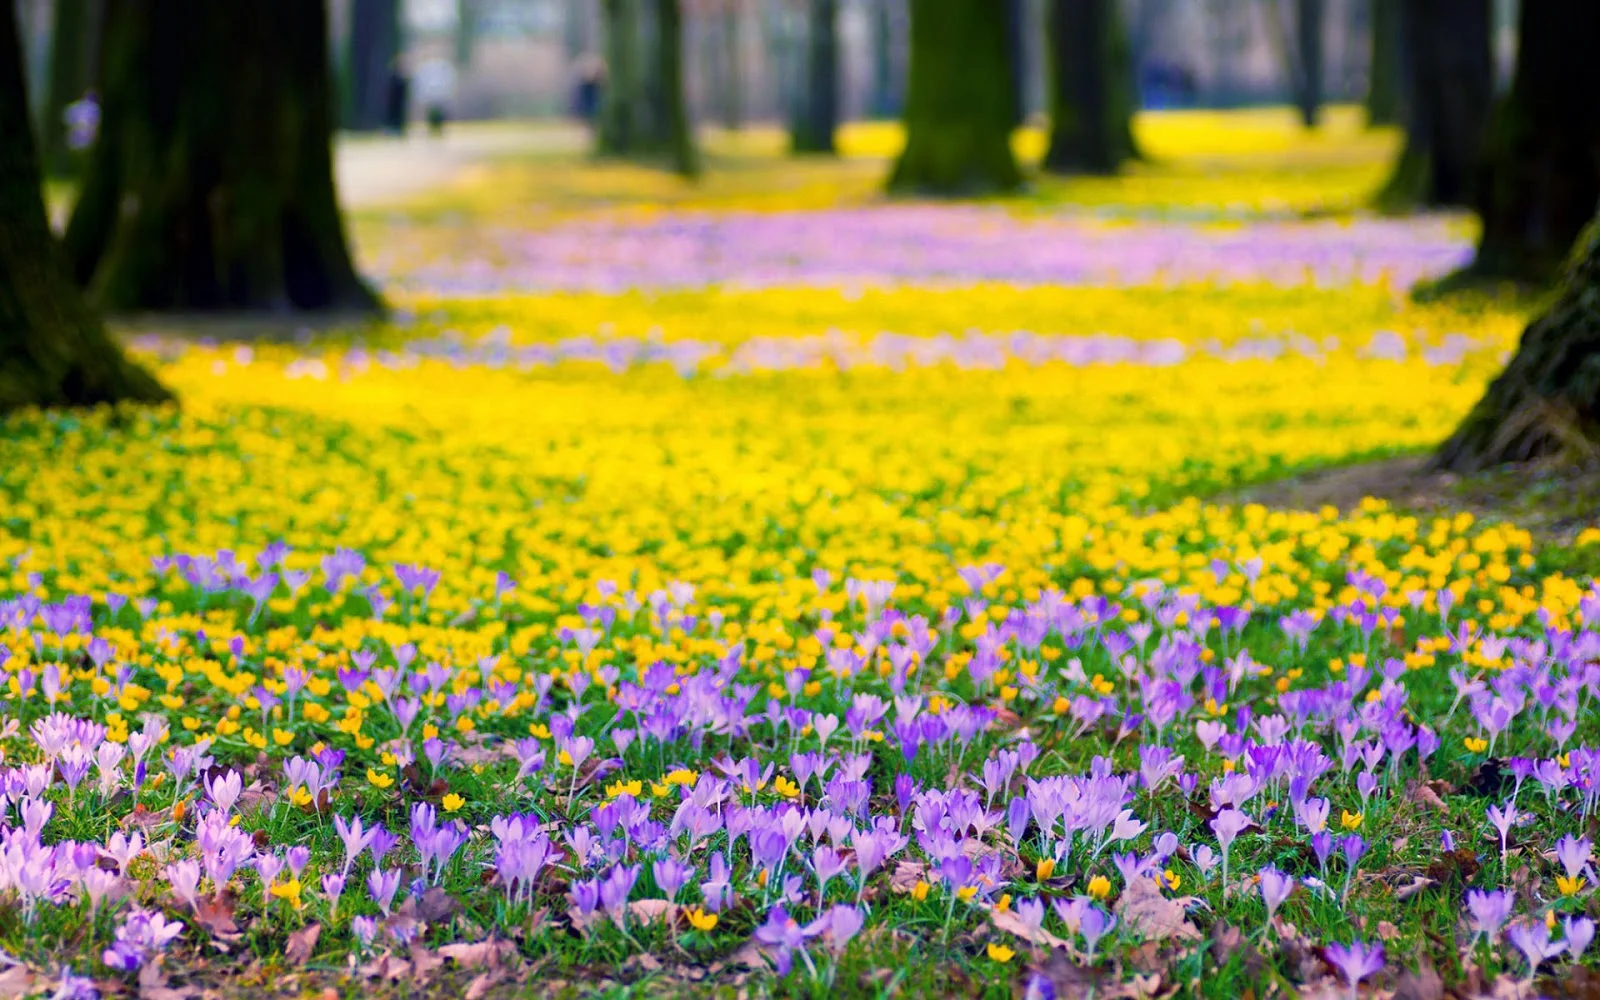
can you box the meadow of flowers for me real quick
[3,113,1600,998]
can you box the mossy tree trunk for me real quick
[1364,0,1401,127]
[1435,215,1600,471]
[597,0,697,176]
[41,0,101,176]
[791,0,838,155]
[1003,0,1027,128]
[0,2,168,409]
[1042,0,1138,176]
[1375,0,1490,211]
[345,0,402,131]
[62,0,379,314]
[1467,2,1600,284]
[888,0,1021,196]
[598,0,644,154]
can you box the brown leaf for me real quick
[1376,920,1400,941]
[889,859,928,893]
[285,922,321,966]
[990,905,1071,950]
[464,970,507,1000]
[417,886,462,923]
[1424,847,1482,884]
[1405,780,1450,813]
[628,899,677,927]
[1113,877,1201,942]
[438,939,517,970]
[0,965,35,998]
[192,893,242,945]
[1393,962,1444,1000]
[410,940,445,980]
[1395,874,1437,900]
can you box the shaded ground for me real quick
[1229,452,1600,549]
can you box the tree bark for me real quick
[41,0,101,176]
[597,0,697,176]
[1468,2,1600,284]
[888,0,1021,196]
[1003,0,1027,127]
[1293,0,1323,127]
[1435,214,1600,472]
[1375,0,1490,211]
[720,2,742,130]
[791,0,838,154]
[455,0,478,68]
[1042,0,1137,175]
[0,2,168,409]
[1364,0,1400,127]
[62,0,379,314]
[870,0,897,119]
[345,0,402,131]
[654,0,698,175]
[597,0,644,155]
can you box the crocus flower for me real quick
[1322,939,1383,997]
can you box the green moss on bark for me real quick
[63,0,378,315]
[888,0,1021,196]
[1435,215,1600,472]
[0,2,169,410]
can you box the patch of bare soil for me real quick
[1225,454,1600,547]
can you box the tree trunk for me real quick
[870,0,897,118]
[0,2,168,409]
[719,2,743,131]
[1042,0,1137,175]
[1003,0,1027,127]
[1364,0,1401,126]
[1434,214,1600,472]
[888,0,1021,196]
[1293,0,1323,127]
[597,0,697,176]
[455,0,477,68]
[1468,2,1600,284]
[345,0,401,131]
[655,0,698,175]
[41,0,101,176]
[62,0,379,314]
[1375,0,1490,211]
[791,0,837,154]
[597,0,644,155]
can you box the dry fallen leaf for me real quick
[628,899,677,927]
[1393,962,1445,1000]
[0,965,34,999]
[1395,874,1438,900]
[438,939,517,970]
[191,894,242,946]
[1405,780,1450,813]
[990,905,1071,950]
[285,922,321,966]
[410,940,445,980]
[1113,877,1201,942]
[889,859,928,893]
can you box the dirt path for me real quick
[334,121,590,208]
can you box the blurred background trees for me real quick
[5,0,1600,441]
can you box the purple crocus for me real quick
[1322,940,1383,997]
